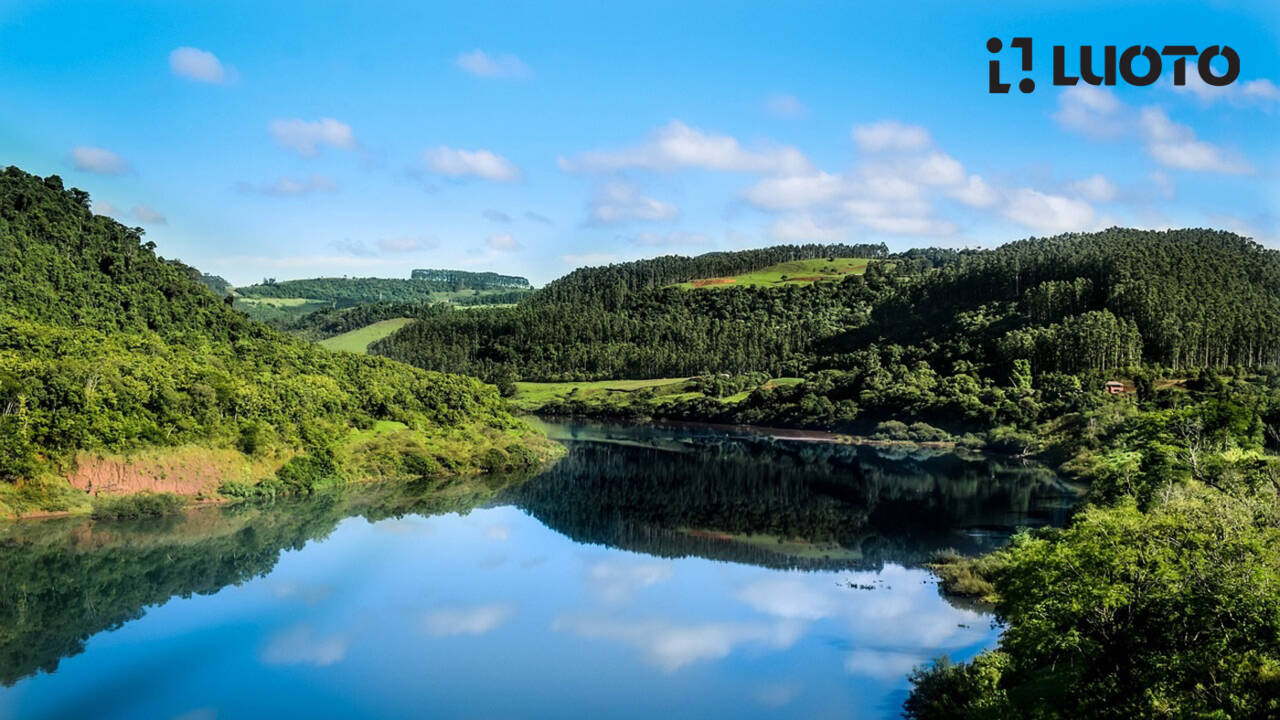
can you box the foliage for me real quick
[410,268,530,288]
[89,491,187,519]
[0,166,540,505]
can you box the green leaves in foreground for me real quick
[908,486,1280,719]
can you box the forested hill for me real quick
[237,272,531,304]
[370,227,1280,430]
[872,228,1280,372]
[0,166,545,503]
[531,242,888,308]
[411,268,530,288]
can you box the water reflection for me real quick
[0,421,1077,720]
[511,421,1079,570]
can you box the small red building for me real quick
[1104,380,1126,395]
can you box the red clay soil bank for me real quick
[67,449,254,497]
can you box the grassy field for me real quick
[232,296,331,325]
[511,376,804,412]
[319,318,415,354]
[672,257,871,290]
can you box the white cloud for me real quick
[93,200,120,217]
[1173,74,1280,109]
[1002,188,1098,234]
[737,578,836,621]
[425,147,522,182]
[742,172,846,211]
[421,603,516,636]
[765,93,808,118]
[455,50,531,79]
[1054,87,1252,174]
[168,47,230,84]
[1139,107,1252,174]
[552,616,802,672]
[948,175,999,208]
[908,153,966,186]
[487,233,521,252]
[260,625,348,667]
[560,120,811,175]
[378,236,437,253]
[483,209,512,223]
[71,146,129,175]
[769,213,851,243]
[1067,173,1118,203]
[1242,79,1280,104]
[525,211,554,225]
[132,205,167,224]
[269,118,357,156]
[585,560,674,603]
[239,174,339,197]
[1053,86,1127,138]
[852,121,931,152]
[590,180,679,224]
[843,649,927,681]
[844,197,957,235]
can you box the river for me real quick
[0,421,1079,719]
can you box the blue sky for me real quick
[0,0,1276,286]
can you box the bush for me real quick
[401,452,443,478]
[91,491,187,519]
[908,422,951,442]
[904,653,1012,720]
[477,447,509,473]
[274,449,343,494]
[873,420,911,441]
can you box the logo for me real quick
[988,37,1239,94]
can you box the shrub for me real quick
[91,491,187,519]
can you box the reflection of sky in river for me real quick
[0,506,996,720]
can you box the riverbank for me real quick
[1,418,565,519]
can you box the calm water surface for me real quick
[0,421,1078,720]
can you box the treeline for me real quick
[411,268,530,288]
[374,228,1280,436]
[236,276,451,304]
[237,272,532,305]
[371,265,894,381]
[0,166,532,489]
[876,229,1280,373]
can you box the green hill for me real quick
[318,317,415,353]
[0,166,557,515]
[410,268,530,288]
[370,228,1280,434]
[672,256,871,289]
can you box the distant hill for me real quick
[193,272,232,297]
[672,256,872,290]
[411,268,530,289]
[370,229,1280,432]
[0,166,550,510]
[237,277,446,303]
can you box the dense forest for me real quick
[410,268,530,288]
[0,166,553,513]
[237,271,531,305]
[374,229,1280,437]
